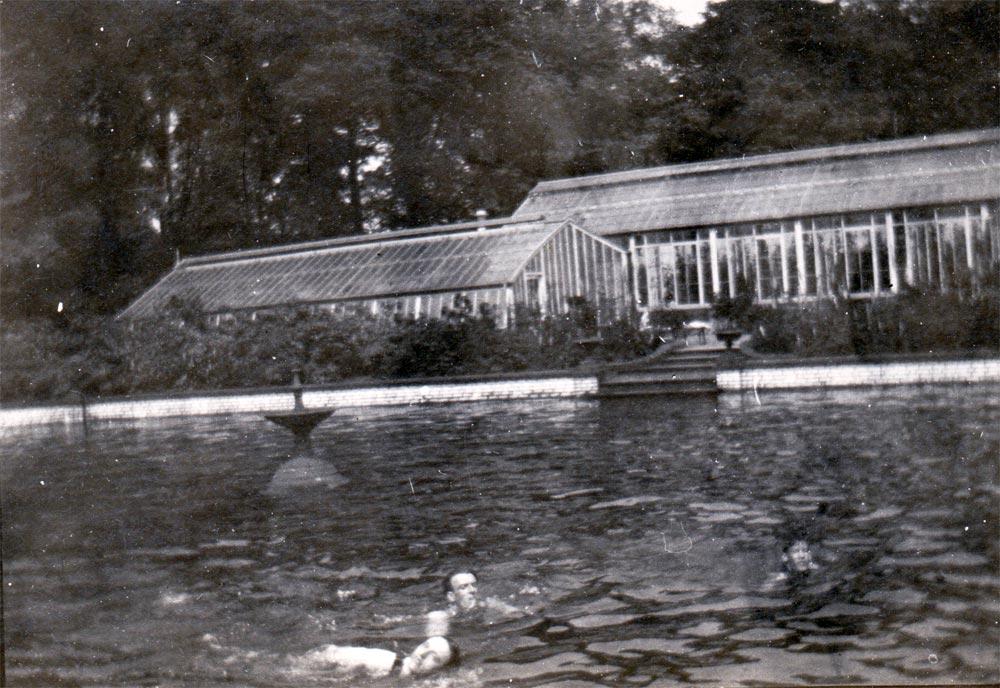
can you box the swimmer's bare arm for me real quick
[296,644,397,676]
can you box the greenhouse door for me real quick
[526,273,546,316]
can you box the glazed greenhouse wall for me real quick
[631,201,999,312]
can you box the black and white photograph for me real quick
[1,0,998,685]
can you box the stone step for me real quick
[638,360,718,372]
[663,349,726,360]
[614,353,722,371]
[601,369,717,384]
[597,380,720,397]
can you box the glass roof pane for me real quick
[122,223,590,317]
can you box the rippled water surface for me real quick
[3,385,999,687]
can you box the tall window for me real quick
[633,201,995,310]
[658,244,675,305]
[844,225,874,292]
[674,243,700,305]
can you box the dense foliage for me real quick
[744,287,1000,357]
[1,301,651,403]
[2,0,997,321]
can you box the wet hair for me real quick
[442,570,477,595]
[782,539,809,555]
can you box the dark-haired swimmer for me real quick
[296,635,459,678]
[426,571,522,636]
[763,539,820,590]
[783,540,819,575]
[444,571,480,613]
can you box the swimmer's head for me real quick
[783,539,815,574]
[399,636,459,677]
[443,571,478,612]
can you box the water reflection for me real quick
[2,387,998,686]
[267,456,349,494]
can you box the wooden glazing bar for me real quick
[811,224,823,296]
[671,242,680,307]
[885,212,899,293]
[923,218,933,286]
[583,233,595,301]
[869,214,881,295]
[752,226,763,300]
[903,211,915,285]
[695,237,705,304]
[628,236,642,312]
[620,250,631,319]
[779,224,790,296]
[794,221,807,296]
[558,230,571,311]
[594,243,604,316]
[538,244,551,315]
[726,229,737,298]
[568,229,580,299]
[934,210,946,290]
[840,218,851,292]
[499,287,508,328]
[709,228,721,298]
[963,205,975,271]
[545,242,559,315]
[606,253,616,320]
[561,229,572,305]
[570,227,582,296]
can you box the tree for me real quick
[3,0,995,322]
[661,0,999,162]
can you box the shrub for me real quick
[746,286,1000,357]
[599,318,653,360]
[0,296,657,403]
[712,273,758,330]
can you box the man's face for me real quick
[400,636,452,677]
[447,572,478,611]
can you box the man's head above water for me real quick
[399,636,459,677]
[443,571,479,612]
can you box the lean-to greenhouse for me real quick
[121,219,631,327]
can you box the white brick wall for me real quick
[0,376,600,429]
[717,359,1000,391]
[3,359,997,429]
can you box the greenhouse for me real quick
[123,128,999,327]
[513,128,1000,313]
[121,218,631,327]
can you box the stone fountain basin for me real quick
[263,409,333,435]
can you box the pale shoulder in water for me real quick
[295,636,459,678]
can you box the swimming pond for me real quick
[2,385,998,686]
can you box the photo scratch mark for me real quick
[663,522,693,554]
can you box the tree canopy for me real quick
[2,0,996,319]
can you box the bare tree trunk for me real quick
[346,121,363,234]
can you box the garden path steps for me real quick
[597,341,729,397]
